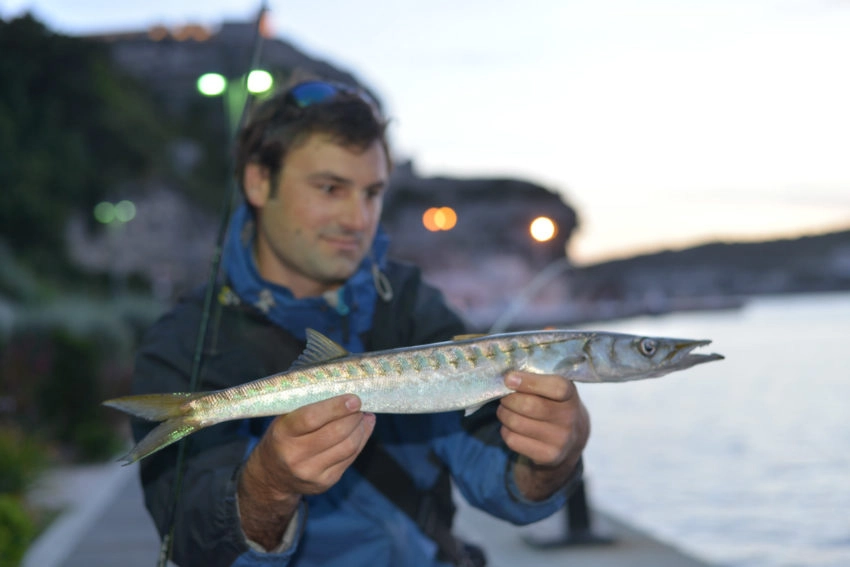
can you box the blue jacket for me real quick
[131,261,576,566]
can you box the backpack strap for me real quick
[353,263,485,566]
[353,440,484,566]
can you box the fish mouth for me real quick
[671,339,725,368]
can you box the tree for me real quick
[0,14,170,275]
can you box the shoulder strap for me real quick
[353,438,473,565]
[352,263,483,566]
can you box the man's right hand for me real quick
[236,394,376,550]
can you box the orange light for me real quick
[423,208,440,231]
[435,207,457,230]
[530,217,557,242]
[259,10,274,38]
[423,207,458,231]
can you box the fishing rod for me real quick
[157,3,269,565]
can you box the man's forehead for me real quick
[284,134,389,178]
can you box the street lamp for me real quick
[529,216,557,242]
[196,70,275,135]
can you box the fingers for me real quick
[307,405,376,475]
[499,371,589,467]
[505,371,576,403]
[284,394,366,436]
[248,395,376,497]
[497,403,577,466]
[273,395,372,462]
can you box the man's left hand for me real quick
[497,370,590,501]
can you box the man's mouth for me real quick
[323,235,363,252]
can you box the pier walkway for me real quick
[23,463,712,567]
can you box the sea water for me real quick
[575,291,850,566]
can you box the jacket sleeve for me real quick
[434,403,582,526]
[131,298,305,567]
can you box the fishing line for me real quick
[156,4,269,565]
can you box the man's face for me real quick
[244,133,389,298]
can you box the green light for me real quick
[94,202,115,224]
[247,70,273,94]
[197,73,227,96]
[114,200,136,223]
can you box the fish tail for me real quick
[120,417,203,464]
[103,392,200,421]
[103,392,207,464]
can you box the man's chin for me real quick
[321,261,362,284]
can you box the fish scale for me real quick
[104,328,723,463]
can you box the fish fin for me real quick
[464,403,486,417]
[553,354,589,375]
[119,417,202,464]
[102,392,201,421]
[103,392,208,463]
[452,333,488,341]
[292,328,351,368]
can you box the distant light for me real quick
[530,217,557,242]
[94,200,136,224]
[247,70,274,94]
[148,25,169,41]
[259,11,274,38]
[435,207,457,230]
[114,200,136,223]
[94,202,115,224]
[423,208,440,232]
[197,73,227,96]
[423,207,457,231]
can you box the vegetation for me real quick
[0,427,47,495]
[0,14,172,278]
[0,425,47,564]
[0,14,179,559]
[0,494,36,567]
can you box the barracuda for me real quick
[104,328,723,463]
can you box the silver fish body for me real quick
[104,328,723,463]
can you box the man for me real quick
[132,80,590,566]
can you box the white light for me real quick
[530,217,557,242]
[197,73,227,96]
[247,70,273,94]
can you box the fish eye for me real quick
[639,338,657,357]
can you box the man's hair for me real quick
[235,84,391,199]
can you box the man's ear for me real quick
[243,163,271,207]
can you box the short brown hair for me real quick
[235,83,391,200]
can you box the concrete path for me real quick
[23,463,712,567]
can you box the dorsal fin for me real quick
[291,329,351,368]
[452,333,488,341]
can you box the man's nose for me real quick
[339,194,370,231]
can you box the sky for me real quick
[3,0,850,264]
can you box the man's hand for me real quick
[237,395,376,550]
[497,371,590,501]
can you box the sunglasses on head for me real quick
[284,80,381,115]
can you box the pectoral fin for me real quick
[464,403,486,416]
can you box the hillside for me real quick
[571,229,850,299]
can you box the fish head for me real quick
[554,332,724,382]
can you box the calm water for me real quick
[574,291,850,567]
